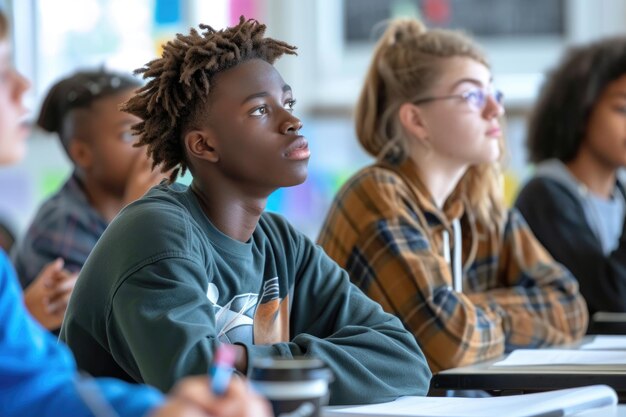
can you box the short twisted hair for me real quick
[122,17,297,183]
[527,37,626,163]
[0,11,8,40]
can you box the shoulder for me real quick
[517,176,579,202]
[502,207,563,242]
[258,211,324,261]
[73,185,207,306]
[320,165,427,251]
[332,165,414,218]
[118,183,193,225]
[26,181,104,237]
[503,207,529,230]
[516,176,581,211]
[13,179,105,273]
[339,165,409,197]
[617,175,626,199]
[0,250,20,299]
[98,183,202,258]
[258,212,302,246]
[260,212,346,278]
[259,211,295,231]
[0,249,13,276]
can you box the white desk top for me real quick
[431,336,626,400]
[437,336,604,376]
[323,404,626,416]
[575,405,626,416]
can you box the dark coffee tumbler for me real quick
[250,357,333,417]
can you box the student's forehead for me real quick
[438,57,491,89]
[211,59,287,98]
[604,74,626,96]
[0,41,11,64]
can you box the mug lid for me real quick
[250,357,333,382]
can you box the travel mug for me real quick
[250,357,333,417]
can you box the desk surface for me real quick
[323,404,626,416]
[572,405,626,416]
[589,312,626,335]
[432,362,626,393]
[431,336,626,401]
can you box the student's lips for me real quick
[284,137,310,160]
[17,114,31,137]
[486,127,501,137]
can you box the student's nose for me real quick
[13,69,30,97]
[280,113,303,135]
[483,94,504,119]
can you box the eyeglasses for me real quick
[412,88,504,112]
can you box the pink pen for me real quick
[210,344,236,395]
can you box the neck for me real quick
[191,179,266,242]
[78,174,126,223]
[410,151,467,209]
[566,152,617,199]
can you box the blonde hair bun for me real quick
[383,18,427,45]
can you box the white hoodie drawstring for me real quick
[443,219,463,293]
[452,218,462,293]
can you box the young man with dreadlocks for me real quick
[60,18,431,405]
[0,10,271,417]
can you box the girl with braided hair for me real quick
[60,17,431,405]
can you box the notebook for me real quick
[580,335,626,351]
[491,349,626,371]
[322,385,617,417]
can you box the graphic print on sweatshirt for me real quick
[207,277,290,345]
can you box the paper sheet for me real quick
[580,336,626,351]
[492,349,626,367]
[322,385,616,417]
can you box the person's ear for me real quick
[184,129,219,163]
[68,139,94,170]
[398,102,430,145]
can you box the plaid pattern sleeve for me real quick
[318,164,587,372]
[465,209,588,351]
[11,175,107,288]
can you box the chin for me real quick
[487,153,501,163]
[0,148,26,166]
[281,175,308,188]
[280,167,309,188]
[482,144,501,162]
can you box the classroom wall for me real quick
[2,0,626,241]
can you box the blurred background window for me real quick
[2,0,626,240]
[344,0,565,41]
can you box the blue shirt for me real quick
[588,190,626,255]
[0,249,163,417]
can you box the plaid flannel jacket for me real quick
[318,159,588,372]
[12,173,107,288]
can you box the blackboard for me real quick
[344,0,565,42]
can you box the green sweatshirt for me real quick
[60,183,431,405]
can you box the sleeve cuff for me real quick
[237,342,283,377]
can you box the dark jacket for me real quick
[515,160,626,315]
